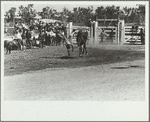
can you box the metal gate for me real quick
[97,26,117,44]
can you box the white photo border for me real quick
[1,1,149,121]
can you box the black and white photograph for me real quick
[1,1,149,121]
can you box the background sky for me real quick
[4,1,143,13]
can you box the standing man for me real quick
[62,24,67,37]
[22,21,26,29]
[60,24,67,46]
[21,28,27,50]
[140,28,145,45]
[44,25,48,46]
[15,29,23,50]
[26,30,32,48]
[38,29,45,48]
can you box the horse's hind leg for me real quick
[71,45,74,52]
[82,45,84,55]
[67,49,70,57]
[9,49,11,54]
[79,46,80,56]
[6,48,8,54]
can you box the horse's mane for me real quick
[77,31,88,41]
[76,31,88,46]
[82,31,88,40]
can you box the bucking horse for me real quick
[76,30,88,57]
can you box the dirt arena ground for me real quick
[4,45,145,100]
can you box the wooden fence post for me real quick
[69,22,73,44]
[90,22,94,45]
[120,20,125,44]
[117,21,120,44]
[94,21,98,45]
[69,22,73,35]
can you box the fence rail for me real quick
[124,26,144,44]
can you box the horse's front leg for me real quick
[71,45,74,52]
[82,45,84,55]
[79,46,82,57]
[84,43,88,55]
[79,46,80,56]
[20,44,22,50]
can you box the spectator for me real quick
[140,28,145,45]
[38,29,45,48]
[62,24,67,38]
[15,29,23,50]
[26,30,32,48]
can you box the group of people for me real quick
[13,19,71,49]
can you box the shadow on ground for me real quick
[4,45,145,76]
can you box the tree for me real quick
[95,5,120,26]
[56,7,70,23]
[39,6,59,20]
[95,5,120,19]
[83,6,94,26]
[6,7,16,22]
[18,4,36,23]
[137,5,145,24]
[14,4,145,26]
[72,7,78,23]
[40,6,50,19]
[95,6,105,19]
[121,5,145,25]
[18,5,24,18]
[70,6,94,26]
